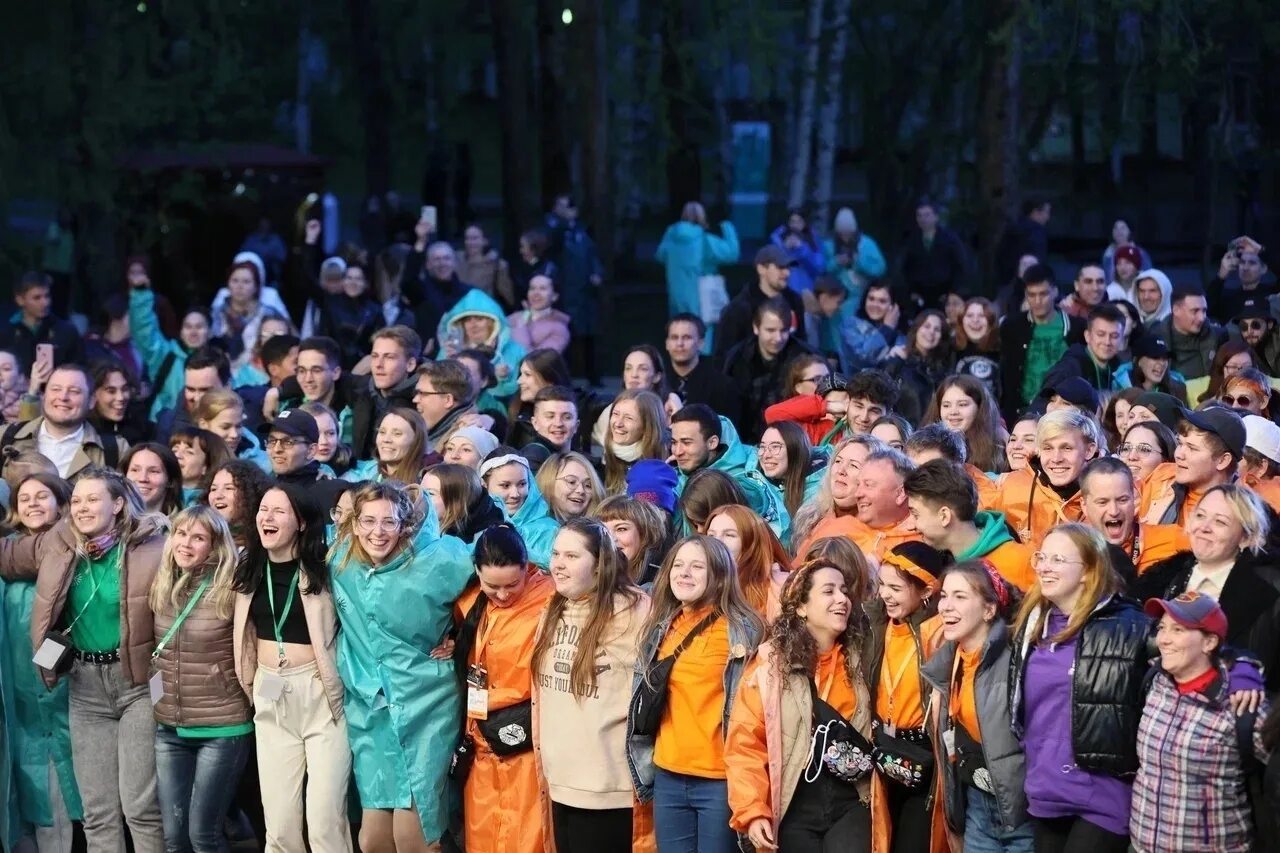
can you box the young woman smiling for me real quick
[725,560,875,851]
[705,504,791,620]
[421,463,505,543]
[1002,415,1038,474]
[193,388,270,473]
[1008,524,1149,852]
[754,421,827,530]
[627,535,765,853]
[600,389,667,494]
[343,406,431,485]
[479,446,559,569]
[1,473,82,852]
[531,518,651,853]
[149,505,251,853]
[921,561,1032,852]
[122,442,184,516]
[453,525,555,853]
[0,467,167,853]
[597,494,672,584]
[790,435,888,558]
[170,427,233,507]
[202,459,271,549]
[922,376,1008,474]
[232,485,350,853]
[330,481,473,852]
[535,450,604,523]
[863,541,948,853]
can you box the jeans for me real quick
[68,661,163,853]
[154,726,251,853]
[652,769,736,853]
[963,787,1034,853]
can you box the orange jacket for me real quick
[725,642,873,840]
[459,569,554,853]
[966,464,999,508]
[982,539,1037,592]
[793,512,922,566]
[1245,474,1280,515]
[1137,462,1219,527]
[1127,522,1192,575]
[986,467,1084,547]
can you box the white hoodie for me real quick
[1107,268,1171,327]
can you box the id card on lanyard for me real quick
[148,575,213,705]
[466,610,498,720]
[258,562,300,703]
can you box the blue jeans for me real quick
[964,786,1035,853]
[154,726,251,853]
[653,768,736,853]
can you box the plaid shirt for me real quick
[1130,661,1268,853]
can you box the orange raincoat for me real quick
[985,466,1084,546]
[457,569,554,853]
[793,513,922,567]
[1125,522,1191,575]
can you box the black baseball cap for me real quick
[258,409,319,444]
[1237,298,1272,323]
[754,244,799,268]
[1131,335,1170,360]
[1049,377,1100,412]
[1180,406,1246,458]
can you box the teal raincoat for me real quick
[330,509,474,844]
[675,417,787,541]
[655,220,740,318]
[0,573,82,845]
[504,478,560,571]
[747,446,829,550]
[341,459,382,483]
[435,290,526,399]
[128,288,190,418]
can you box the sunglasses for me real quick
[1221,394,1253,408]
[1241,319,1269,331]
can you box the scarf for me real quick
[610,440,645,463]
[84,531,120,560]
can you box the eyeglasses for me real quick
[1117,442,1158,455]
[1032,552,1084,570]
[356,516,401,534]
[1221,395,1253,408]
[759,442,786,455]
[264,437,308,449]
[556,476,590,492]
[414,390,450,398]
[799,373,828,384]
[329,507,347,523]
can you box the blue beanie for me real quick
[626,460,679,514]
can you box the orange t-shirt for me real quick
[950,645,982,742]
[874,621,924,729]
[814,644,856,719]
[654,606,731,779]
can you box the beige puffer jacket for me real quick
[152,586,251,728]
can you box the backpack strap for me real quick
[0,420,24,454]
[152,351,179,399]
[100,434,120,471]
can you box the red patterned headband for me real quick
[980,560,1011,609]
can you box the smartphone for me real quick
[34,344,54,375]
[421,205,438,232]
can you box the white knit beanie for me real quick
[833,207,858,233]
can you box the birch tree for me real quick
[786,0,826,210]
[812,0,853,231]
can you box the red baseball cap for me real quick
[1144,591,1229,640]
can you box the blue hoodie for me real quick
[436,290,526,399]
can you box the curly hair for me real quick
[767,560,868,687]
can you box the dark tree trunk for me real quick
[489,0,540,258]
[661,0,700,218]
[576,0,613,273]
[974,0,1021,285]
[536,0,571,207]
[346,0,391,199]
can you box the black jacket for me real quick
[350,374,418,461]
[400,250,474,348]
[998,310,1085,423]
[448,488,507,543]
[0,313,85,372]
[667,358,742,417]
[275,461,349,512]
[722,336,813,444]
[277,373,358,420]
[1039,343,1122,396]
[713,284,807,363]
[1135,550,1280,690]
[882,350,955,427]
[317,293,385,371]
[896,226,971,309]
[1008,595,1152,777]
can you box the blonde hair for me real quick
[535,451,604,523]
[790,435,888,546]
[149,506,239,619]
[602,390,668,493]
[69,467,168,562]
[1013,523,1118,646]
[1193,484,1270,554]
[332,482,424,572]
[1036,408,1105,455]
[192,388,244,426]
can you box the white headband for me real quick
[479,453,530,479]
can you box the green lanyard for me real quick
[151,576,213,659]
[266,562,300,667]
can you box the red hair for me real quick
[708,504,790,614]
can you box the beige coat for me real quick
[3,416,129,480]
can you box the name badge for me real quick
[257,670,287,703]
[33,636,69,670]
[942,728,956,759]
[149,671,164,706]
[467,686,489,720]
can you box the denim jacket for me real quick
[625,607,763,801]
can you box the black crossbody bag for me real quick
[630,612,719,737]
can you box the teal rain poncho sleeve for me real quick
[508,482,559,571]
[330,521,474,844]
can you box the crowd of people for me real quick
[0,194,1276,853]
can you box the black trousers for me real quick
[550,802,632,853]
[1033,815,1129,853]
[777,772,870,852]
[885,782,932,853]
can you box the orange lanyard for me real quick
[816,651,841,703]
[473,608,499,673]
[879,632,916,725]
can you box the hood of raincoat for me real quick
[439,289,513,351]
[665,221,709,245]
[1129,268,1172,325]
[955,510,1017,561]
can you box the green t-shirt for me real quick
[1021,314,1069,405]
[65,543,122,653]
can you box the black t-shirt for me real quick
[249,559,311,646]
